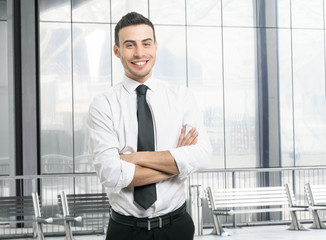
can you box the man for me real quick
[88,12,211,240]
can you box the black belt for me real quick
[110,203,186,231]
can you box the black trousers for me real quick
[105,212,195,240]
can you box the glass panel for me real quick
[149,0,185,25]
[222,0,257,27]
[187,26,224,168]
[39,22,73,173]
[153,25,187,86]
[111,0,148,23]
[111,23,124,85]
[0,21,9,175]
[0,0,6,20]
[278,29,294,167]
[72,23,111,172]
[186,0,221,26]
[223,27,258,168]
[292,29,326,166]
[72,0,110,23]
[276,0,291,28]
[39,0,71,22]
[291,0,324,29]
[257,0,291,28]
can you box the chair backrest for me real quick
[0,195,34,224]
[305,183,326,206]
[58,193,110,216]
[205,185,294,210]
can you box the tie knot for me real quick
[136,85,148,96]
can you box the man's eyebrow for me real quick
[122,40,136,45]
[122,38,153,45]
[142,38,153,42]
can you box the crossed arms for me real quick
[120,127,198,187]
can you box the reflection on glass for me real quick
[150,0,185,25]
[72,0,110,23]
[292,29,326,166]
[187,26,224,168]
[186,0,221,26]
[111,0,148,23]
[223,27,258,168]
[277,29,294,167]
[39,0,71,22]
[0,0,6,20]
[275,0,291,28]
[111,23,124,85]
[222,0,257,27]
[41,177,74,214]
[72,23,111,172]
[257,0,291,28]
[291,0,324,29]
[40,22,73,174]
[153,26,187,86]
[0,21,9,175]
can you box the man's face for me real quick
[114,24,157,83]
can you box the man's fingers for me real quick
[184,129,198,145]
[177,127,186,147]
[178,127,198,147]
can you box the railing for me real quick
[1,167,326,238]
[0,173,104,239]
[188,166,326,233]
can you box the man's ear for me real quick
[113,44,120,58]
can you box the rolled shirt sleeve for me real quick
[169,90,212,179]
[170,130,211,179]
[87,94,135,193]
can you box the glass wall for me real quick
[0,0,10,175]
[38,0,326,173]
[39,0,111,173]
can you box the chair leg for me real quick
[65,221,75,240]
[211,215,225,235]
[288,211,306,230]
[36,222,45,240]
[310,210,326,229]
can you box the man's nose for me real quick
[134,46,144,57]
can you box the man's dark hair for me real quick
[115,12,156,46]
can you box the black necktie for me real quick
[134,85,157,209]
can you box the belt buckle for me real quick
[147,217,162,231]
[147,219,151,231]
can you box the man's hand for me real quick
[177,127,198,147]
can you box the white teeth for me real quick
[133,61,146,65]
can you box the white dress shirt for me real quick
[88,75,211,218]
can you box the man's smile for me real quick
[131,60,149,68]
[131,60,149,65]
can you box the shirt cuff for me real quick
[169,147,190,179]
[113,160,135,193]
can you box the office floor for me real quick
[19,224,325,240]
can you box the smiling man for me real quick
[113,24,157,83]
[88,12,211,240]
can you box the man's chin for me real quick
[128,71,152,82]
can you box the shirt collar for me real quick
[122,75,157,94]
